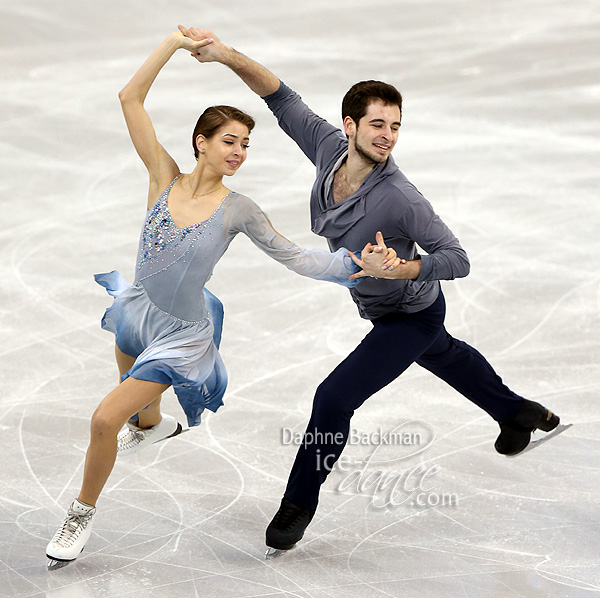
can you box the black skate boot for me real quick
[265,498,314,554]
[495,399,560,456]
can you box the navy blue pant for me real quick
[284,290,524,510]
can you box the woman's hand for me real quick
[175,27,214,54]
[348,232,406,280]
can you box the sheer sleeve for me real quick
[227,194,360,288]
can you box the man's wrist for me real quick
[387,259,421,280]
[407,259,421,280]
[221,45,241,67]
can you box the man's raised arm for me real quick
[178,26,280,97]
[179,26,343,167]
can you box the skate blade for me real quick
[511,423,573,457]
[155,423,187,444]
[47,559,72,571]
[265,546,295,559]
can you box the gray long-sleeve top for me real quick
[263,82,470,320]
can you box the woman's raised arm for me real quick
[118,31,213,206]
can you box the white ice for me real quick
[1,0,599,596]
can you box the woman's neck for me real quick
[185,166,225,198]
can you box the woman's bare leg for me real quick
[114,344,162,428]
[78,377,170,506]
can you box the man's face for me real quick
[348,100,401,165]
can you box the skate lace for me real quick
[117,429,146,452]
[53,509,95,547]
[274,502,307,530]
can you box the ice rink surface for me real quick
[1,0,599,596]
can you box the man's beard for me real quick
[353,136,386,166]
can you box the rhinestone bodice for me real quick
[133,176,235,322]
[137,175,231,272]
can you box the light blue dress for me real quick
[95,175,360,427]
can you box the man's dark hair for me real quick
[341,80,402,125]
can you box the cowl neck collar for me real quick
[311,151,398,238]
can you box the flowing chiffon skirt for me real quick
[95,270,227,427]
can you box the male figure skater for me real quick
[179,27,560,552]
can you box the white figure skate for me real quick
[46,499,96,569]
[117,414,183,456]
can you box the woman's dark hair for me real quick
[341,80,402,125]
[192,106,255,159]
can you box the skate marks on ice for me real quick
[509,423,573,457]
[2,0,600,595]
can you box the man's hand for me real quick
[178,25,231,63]
[348,232,406,280]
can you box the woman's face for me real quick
[198,120,250,176]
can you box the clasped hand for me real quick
[348,232,405,280]
[177,25,224,62]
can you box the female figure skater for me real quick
[45,29,397,566]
